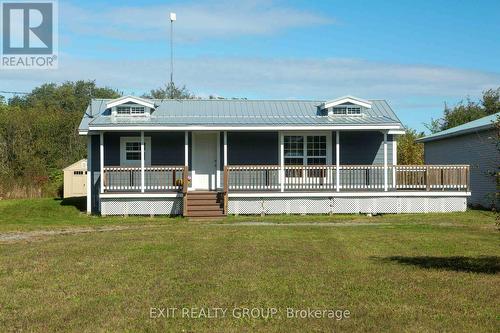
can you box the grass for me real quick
[0,198,498,332]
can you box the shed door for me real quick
[72,171,87,196]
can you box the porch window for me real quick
[284,135,328,177]
[120,137,151,166]
[125,142,141,160]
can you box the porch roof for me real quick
[80,99,403,132]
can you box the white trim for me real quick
[119,136,151,166]
[140,131,145,193]
[228,191,471,198]
[106,96,155,109]
[86,136,92,214]
[100,192,182,199]
[320,96,372,109]
[388,129,405,135]
[99,132,104,194]
[79,130,88,136]
[392,139,397,166]
[335,131,340,192]
[383,131,388,192]
[89,125,401,131]
[279,131,284,192]
[184,131,189,166]
[216,132,221,189]
[392,139,397,187]
[223,131,228,167]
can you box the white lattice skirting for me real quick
[101,198,183,216]
[228,196,467,215]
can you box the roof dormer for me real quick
[319,96,371,117]
[107,96,155,117]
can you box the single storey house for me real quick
[79,95,470,217]
[417,113,499,209]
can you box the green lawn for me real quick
[0,198,498,332]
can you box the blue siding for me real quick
[227,132,279,165]
[103,132,184,166]
[150,132,184,165]
[90,134,100,213]
[424,129,498,208]
[334,131,393,165]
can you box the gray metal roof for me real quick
[417,112,500,143]
[79,98,403,131]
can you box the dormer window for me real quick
[320,96,371,117]
[116,106,145,115]
[107,96,155,118]
[330,106,361,116]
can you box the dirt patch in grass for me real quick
[0,225,133,243]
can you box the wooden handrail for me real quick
[182,166,188,216]
[223,166,229,215]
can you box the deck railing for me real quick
[226,165,281,190]
[225,164,469,192]
[396,165,469,191]
[103,166,185,192]
[102,164,469,193]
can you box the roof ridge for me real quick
[90,98,389,102]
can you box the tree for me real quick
[142,82,195,99]
[397,128,424,165]
[425,87,500,134]
[9,80,121,113]
[482,88,500,115]
[0,81,121,198]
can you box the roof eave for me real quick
[87,123,402,131]
[320,96,373,109]
[417,123,494,143]
[105,96,155,109]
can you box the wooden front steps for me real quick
[185,191,225,218]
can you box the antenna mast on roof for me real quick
[169,12,176,97]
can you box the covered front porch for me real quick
[88,131,469,215]
[95,130,469,193]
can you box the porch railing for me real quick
[395,165,469,191]
[103,166,185,192]
[225,164,469,192]
[102,164,469,193]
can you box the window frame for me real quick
[329,105,362,116]
[119,137,152,166]
[283,132,332,167]
[113,104,148,117]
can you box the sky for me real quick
[2,0,500,131]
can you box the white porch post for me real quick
[383,131,388,191]
[336,131,340,192]
[223,131,227,166]
[86,136,92,214]
[279,131,284,192]
[184,131,189,167]
[141,131,145,193]
[99,132,104,193]
[392,137,397,189]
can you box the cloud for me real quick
[3,55,498,102]
[61,1,333,42]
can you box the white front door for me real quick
[192,132,218,190]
